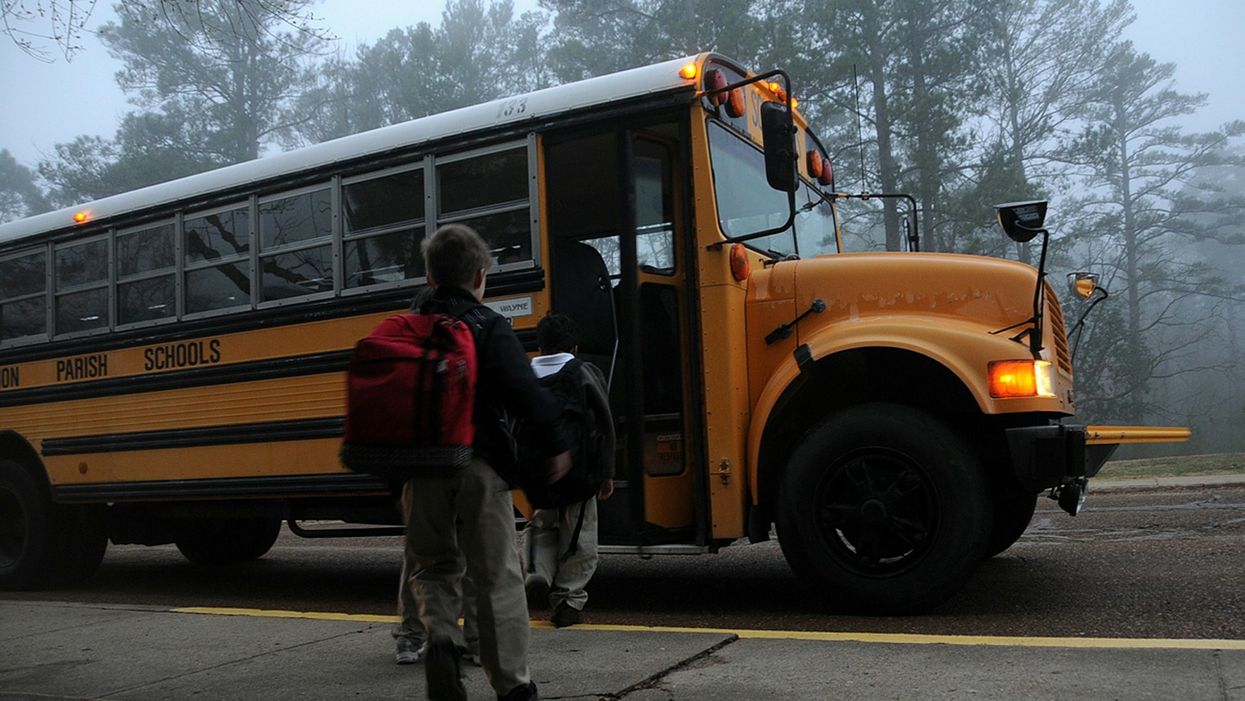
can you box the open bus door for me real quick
[543,121,703,550]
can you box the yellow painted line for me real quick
[174,607,396,624]
[171,607,1245,651]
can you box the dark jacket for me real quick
[415,285,566,483]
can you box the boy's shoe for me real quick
[463,640,483,667]
[524,573,551,610]
[424,637,466,701]
[498,681,538,701]
[550,603,582,628]
[395,636,426,665]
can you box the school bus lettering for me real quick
[0,365,17,389]
[56,354,108,382]
[143,339,222,371]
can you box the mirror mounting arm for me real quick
[831,191,921,252]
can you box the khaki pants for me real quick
[404,458,530,694]
[524,498,600,612]
[395,482,477,647]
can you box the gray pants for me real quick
[524,498,600,612]
[403,458,530,695]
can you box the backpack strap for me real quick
[559,498,592,563]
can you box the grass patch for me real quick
[1098,452,1245,480]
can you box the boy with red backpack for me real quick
[347,224,569,701]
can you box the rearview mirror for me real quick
[995,200,1048,243]
[762,102,797,193]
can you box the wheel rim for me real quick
[812,447,938,576]
[0,486,26,569]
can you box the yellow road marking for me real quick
[172,607,1245,651]
[175,607,395,624]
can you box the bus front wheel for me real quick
[985,487,1039,558]
[175,517,283,566]
[0,459,108,590]
[776,403,991,614]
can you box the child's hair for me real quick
[536,313,578,355]
[421,224,492,289]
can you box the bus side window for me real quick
[184,205,251,314]
[117,223,176,326]
[55,237,109,334]
[436,146,533,269]
[343,166,426,288]
[0,249,48,342]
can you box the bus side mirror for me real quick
[995,200,1048,243]
[1068,272,1100,300]
[762,102,797,193]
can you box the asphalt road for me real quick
[5,484,1243,641]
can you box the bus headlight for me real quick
[988,359,1056,399]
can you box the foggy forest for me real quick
[2,0,1242,457]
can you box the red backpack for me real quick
[340,312,478,479]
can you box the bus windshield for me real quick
[707,121,838,258]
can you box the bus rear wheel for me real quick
[776,403,991,614]
[0,459,107,590]
[175,517,283,566]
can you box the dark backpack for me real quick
[517,357,614,509]
[339,312,478,480]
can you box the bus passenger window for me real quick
[437,146,532,267]
[343,167,425,288]
[117,223,175,325]
[55,238,108,334]
[259,188,332,301]
[184,206,251,314]
[0,250,48,342]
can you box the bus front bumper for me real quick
[1005,424,1191,515]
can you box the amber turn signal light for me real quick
[988,360,1055,398]
[729,243,750,282]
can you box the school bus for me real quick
[0,53,1187,612]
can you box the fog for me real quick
[2,0,1242,164]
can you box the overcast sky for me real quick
[1,0,1242,167]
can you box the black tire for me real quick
[0,459,59,590]
[984,488,1039,558]
[776,403,992,614]
[175,517,283,566]
[54,505,108,585]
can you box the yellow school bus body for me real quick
[0,52,1185,611]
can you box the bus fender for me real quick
[745,317,1008,508]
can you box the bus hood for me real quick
[788,251,1044,342]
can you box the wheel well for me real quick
[0,431,47,491]
[755,347,984,514]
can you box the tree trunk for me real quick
[863,4,902,251]
[1114,93,1141,337]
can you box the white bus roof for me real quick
[0,54,709,248]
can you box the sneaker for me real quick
[524,573,551,610]
[550,603,582,628]
[425,637,466,701]
[498,680,538,701]
[463,640,483,667]
[395,636,426,665]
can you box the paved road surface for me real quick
[4,483,1242,640]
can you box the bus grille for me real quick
[1045,286,1073,375]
